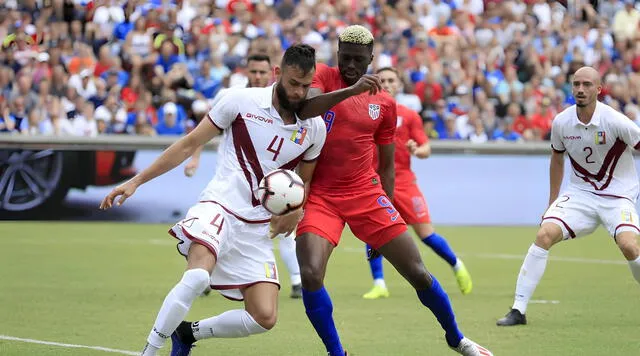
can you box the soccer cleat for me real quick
[451,337,493,356]
[290,284,303,299]
[496,308,527,326]
[170,331,195,356]
[454,261,473,295]
[362,285,390,299]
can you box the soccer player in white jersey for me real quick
[497,66,640,326]
[100,44,329,356]
[184,53,305,299]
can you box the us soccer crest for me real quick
[369,104,381,120]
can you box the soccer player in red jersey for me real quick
[362,67,473,300]
[295,25,493,356]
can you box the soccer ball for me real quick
[258,169,306,215]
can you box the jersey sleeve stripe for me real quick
[551,144,565,153]
[634,141,640,150]
[208,113,224,131]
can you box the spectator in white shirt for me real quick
[73,102,99,137]
[68,69,97,100]
[94,94,127,133]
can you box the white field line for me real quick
[0,335,139,355]
[338,247,626,265]
[14,237,627,266]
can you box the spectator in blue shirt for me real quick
[155,102,185,135]
[493,119,523,142]
[155,40,184,74]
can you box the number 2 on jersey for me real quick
[583,147,595,164]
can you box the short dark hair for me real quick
[247,53,271,66]
[376,67,399,76]
[281,44,316,75]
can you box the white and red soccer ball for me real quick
[258,169,305,215]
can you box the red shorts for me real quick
[297,187,407,250]
[394,182,431,225]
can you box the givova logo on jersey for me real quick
[369,104,380,120]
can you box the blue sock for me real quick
[416,276,464,348]
[422,232,458,267]
[366,244,384,280]
[302,287,344,356]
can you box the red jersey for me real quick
[394,104,428,184]
[310,63,397,193]
[372,104,428,184]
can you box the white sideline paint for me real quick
[0,335,139,355]
[148,239,626,266]
[338,247,626,266]
[530,300,561,304]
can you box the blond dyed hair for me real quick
[338,25,374,46]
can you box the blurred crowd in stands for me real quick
[1,0,640,143]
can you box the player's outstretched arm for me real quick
[297,75,383,119]
[100,118,221,209]
[548,150,565,207]
[377,143,396,200]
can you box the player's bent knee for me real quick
[535,224,563,250]
[248,308,278,330]
[616,232,640,260]
[181,268,210,294]
[407,264,433,290]
[300,265,324,290]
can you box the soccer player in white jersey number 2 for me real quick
[100,44,329,355]
[497,66,640,326]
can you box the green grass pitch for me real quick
[0,222,638,355]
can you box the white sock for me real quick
[192,309,268,339]
[629,256,640,284]
[373,278,386,289]
[279,234,301,285]
[453,259,462,272]
[140,343,160,356]
[145,269,210,350]
[512,244,549,314]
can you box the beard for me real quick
[275,82,301,112]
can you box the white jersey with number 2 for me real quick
[550,101,640,202]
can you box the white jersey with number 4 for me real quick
[200,84,326,222]
[551,101,640,202]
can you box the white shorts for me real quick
[169,201,279,301]
[542,189,640,240]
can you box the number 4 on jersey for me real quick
[267,136,284,161]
